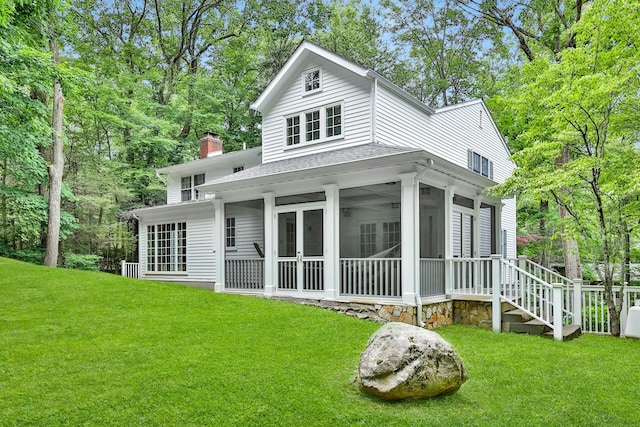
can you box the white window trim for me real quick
[146,221,187,274]
[283,101,344,150]
[301,67,322,96]
[467,149,493,179]
[181,173,205,201]
[225,217,237,251]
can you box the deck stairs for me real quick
[501,305,581,340]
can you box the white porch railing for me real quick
[121,260,139,278]
[581,285,640,335]
[419,259,445,297]
[303,260,324,291]
[278,260,297,290]
[340,258,401,298]
[226,259,264,290]
[450,258,492,295]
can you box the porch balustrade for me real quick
[120,261,140,279]
[581,285,640,334]
[419,259,445,297]
[340,258,401,298]
[450,258,493,295]
[225,259,264,290]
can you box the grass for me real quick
[1,257,639,426]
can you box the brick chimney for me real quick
[200,132,223,159]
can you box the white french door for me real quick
[275,204,324,293]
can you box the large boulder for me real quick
[357,322,468,400]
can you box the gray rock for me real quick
[357,322,468,400]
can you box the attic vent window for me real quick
[303,68,321,94]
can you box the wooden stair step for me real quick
[542,325,582,341]
[502,309,532,323]
[508,319,550,335]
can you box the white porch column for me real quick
[322,184,340,300]
[262,192,275,296]
[400,173,418,305]
[444,185,455,296]
[213,198,225,292]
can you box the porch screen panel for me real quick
[452,212,462,257]
[479,207,492,258]
[463,214,473,258]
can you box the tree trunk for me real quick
[557,147,582,281]
[44,39,65,267]
[539,199,549,268]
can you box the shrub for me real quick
[63,253,101,271]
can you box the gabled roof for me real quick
[251,41,369,112]
[433,98,512,159]
[250,41,435,115]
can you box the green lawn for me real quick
[1,257,639,426]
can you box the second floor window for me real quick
[467,150,493,179]
[285,103,343,147]
[181,173,205,201]
[305,110,320,142]
[286,116,300,146]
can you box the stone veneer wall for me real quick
[453,300,493,329]
[267,296,495,329]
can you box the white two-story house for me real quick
[129,41,517,323]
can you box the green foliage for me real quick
[2,257,640,425]
[62,253,100,271]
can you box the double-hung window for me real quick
[286,116,300,146]
[147,222,187,272]
[285,102,343,147]
[181,173,205,201]
[305,110,321,142]
[226,217,236,249]
[467,150,493,179]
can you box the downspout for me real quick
[415,163,433,328]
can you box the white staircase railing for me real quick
[494,256,577,341]
[499,258,555,328]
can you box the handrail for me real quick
[524,258,573,287]
[499,259,555,328]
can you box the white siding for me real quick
[501,197,517,258]
[260,58,372,163]
[375,85,432,151]
[427,103,513,183]
[166,160,260,204]
[376,88,513,185]
[187,212,215,281]
[225,202,264,260]
[166,174,182,204]
[138,208,215,283]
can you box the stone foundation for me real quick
[453,299,493,329]
[258,295,494,330]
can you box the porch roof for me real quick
[197,143,496,194]
[129,198,215,217]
